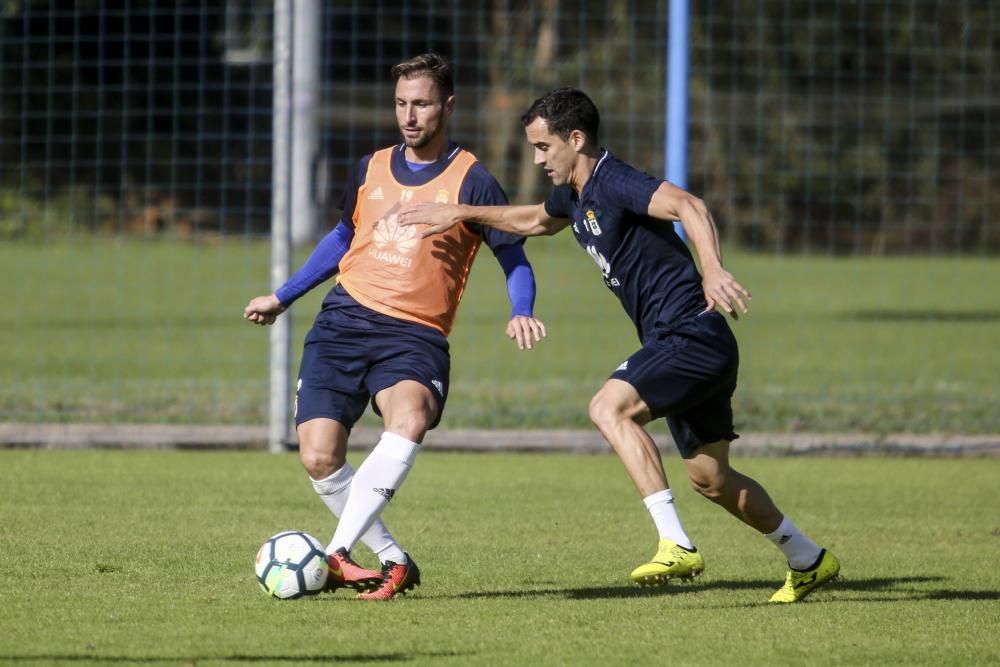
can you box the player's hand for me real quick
[506,315,547,350]
[244,294,286,326]
[398,202,462,238]
[702,268,751,320]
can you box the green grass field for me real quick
[3,238,998,433]
[1,450,997,666]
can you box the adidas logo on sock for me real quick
[373,487,396,501]
[778,534,792,545]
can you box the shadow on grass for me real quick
[922,590,1000,601]
[0,651,469,664]
[843,308,1000,322]
[443,575,999,603]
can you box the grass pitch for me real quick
[1,450,997,665]
[3,238,999,433]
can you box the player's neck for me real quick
[570,152,601,195]
[404,136,450,164]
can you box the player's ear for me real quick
[444,95,455,118]
[569,129,587,152]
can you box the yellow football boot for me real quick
[629,539,705,586]
[769,549,840,603]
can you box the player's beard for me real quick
[400,115,443,150]
[401,130,430,149]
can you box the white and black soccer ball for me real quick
[254,531,329,599]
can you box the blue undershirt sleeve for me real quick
[274,222,355,306]
[494,243,535,318]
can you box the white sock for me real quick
[763,515,822,570]
[643,489,695,550]
[310,464,406,564]
[328,432,418,556]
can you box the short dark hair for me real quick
[390,53,454,102]
[521,87,600,145]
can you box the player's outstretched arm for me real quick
[399,202,569,238]
[647,181,751,320]
[244,294,286,326]
[243,222,354,327]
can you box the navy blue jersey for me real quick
[543,150,707,342]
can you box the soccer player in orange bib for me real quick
[244,54,546,601]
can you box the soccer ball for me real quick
[254,531,329,599]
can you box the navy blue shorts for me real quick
[294,305,450,430]
[610,311,739,458]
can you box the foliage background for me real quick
[1,1,996,252]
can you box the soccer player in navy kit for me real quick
[244,54,547,601]
[401,87,839,603]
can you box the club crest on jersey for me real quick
[435,189,449,203]
[584,209,601,236]
[367,186,384,200]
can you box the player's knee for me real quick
[298,449,329,479]
[588,393,621,430]
[688,470,727,502]
[298,442,344,480]
[383,408,433,442]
